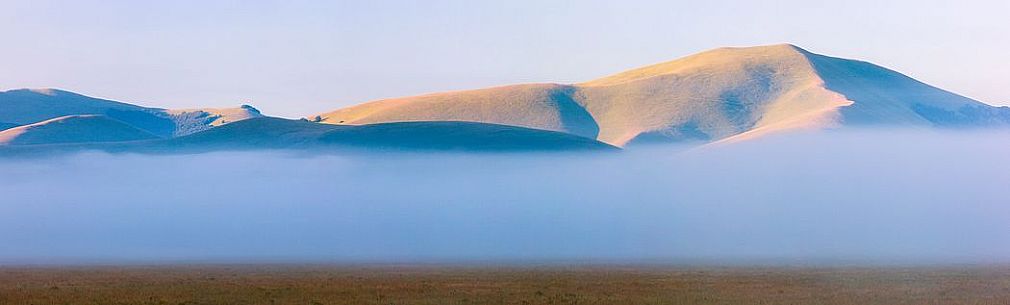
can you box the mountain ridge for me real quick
[0,88,263,137]
[3,44,1008,154]
[313,44,1010,147]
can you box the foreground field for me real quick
[1,265,1009,305]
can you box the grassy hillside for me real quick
[316,84,599,139]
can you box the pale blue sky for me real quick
[2,0,1008,117]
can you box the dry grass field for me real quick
[1,265,1009,305]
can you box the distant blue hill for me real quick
[161,117,618,152]
[0,117,616,156]
[0,115,158,146]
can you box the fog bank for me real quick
[1,129,1009,264]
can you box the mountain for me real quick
[0,89,262,137]
[0,91,611,155]
[313,44,1010,146]
[161,117,616,152]
[5,44,1007,154]
[0,115,158,146]
[0,89,175,137]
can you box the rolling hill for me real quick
[313,44,1010,146]
[311,84,599,139]
[0,89,263,137]
[160,117,616,152]
[0,115,158,146]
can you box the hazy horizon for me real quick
[2,0,1008,118]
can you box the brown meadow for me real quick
[2,265,1009,305]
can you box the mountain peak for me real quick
[713,43,805,52]
[580,43,813,87]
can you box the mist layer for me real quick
[1,130,1008,264]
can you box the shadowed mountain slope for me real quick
[314,44,1010,146]
[0,115,158,145]
[803,51,1010,126]
[163,117,616,152]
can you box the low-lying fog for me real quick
[1,129,1009,265]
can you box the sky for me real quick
[1,0,1008,118]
